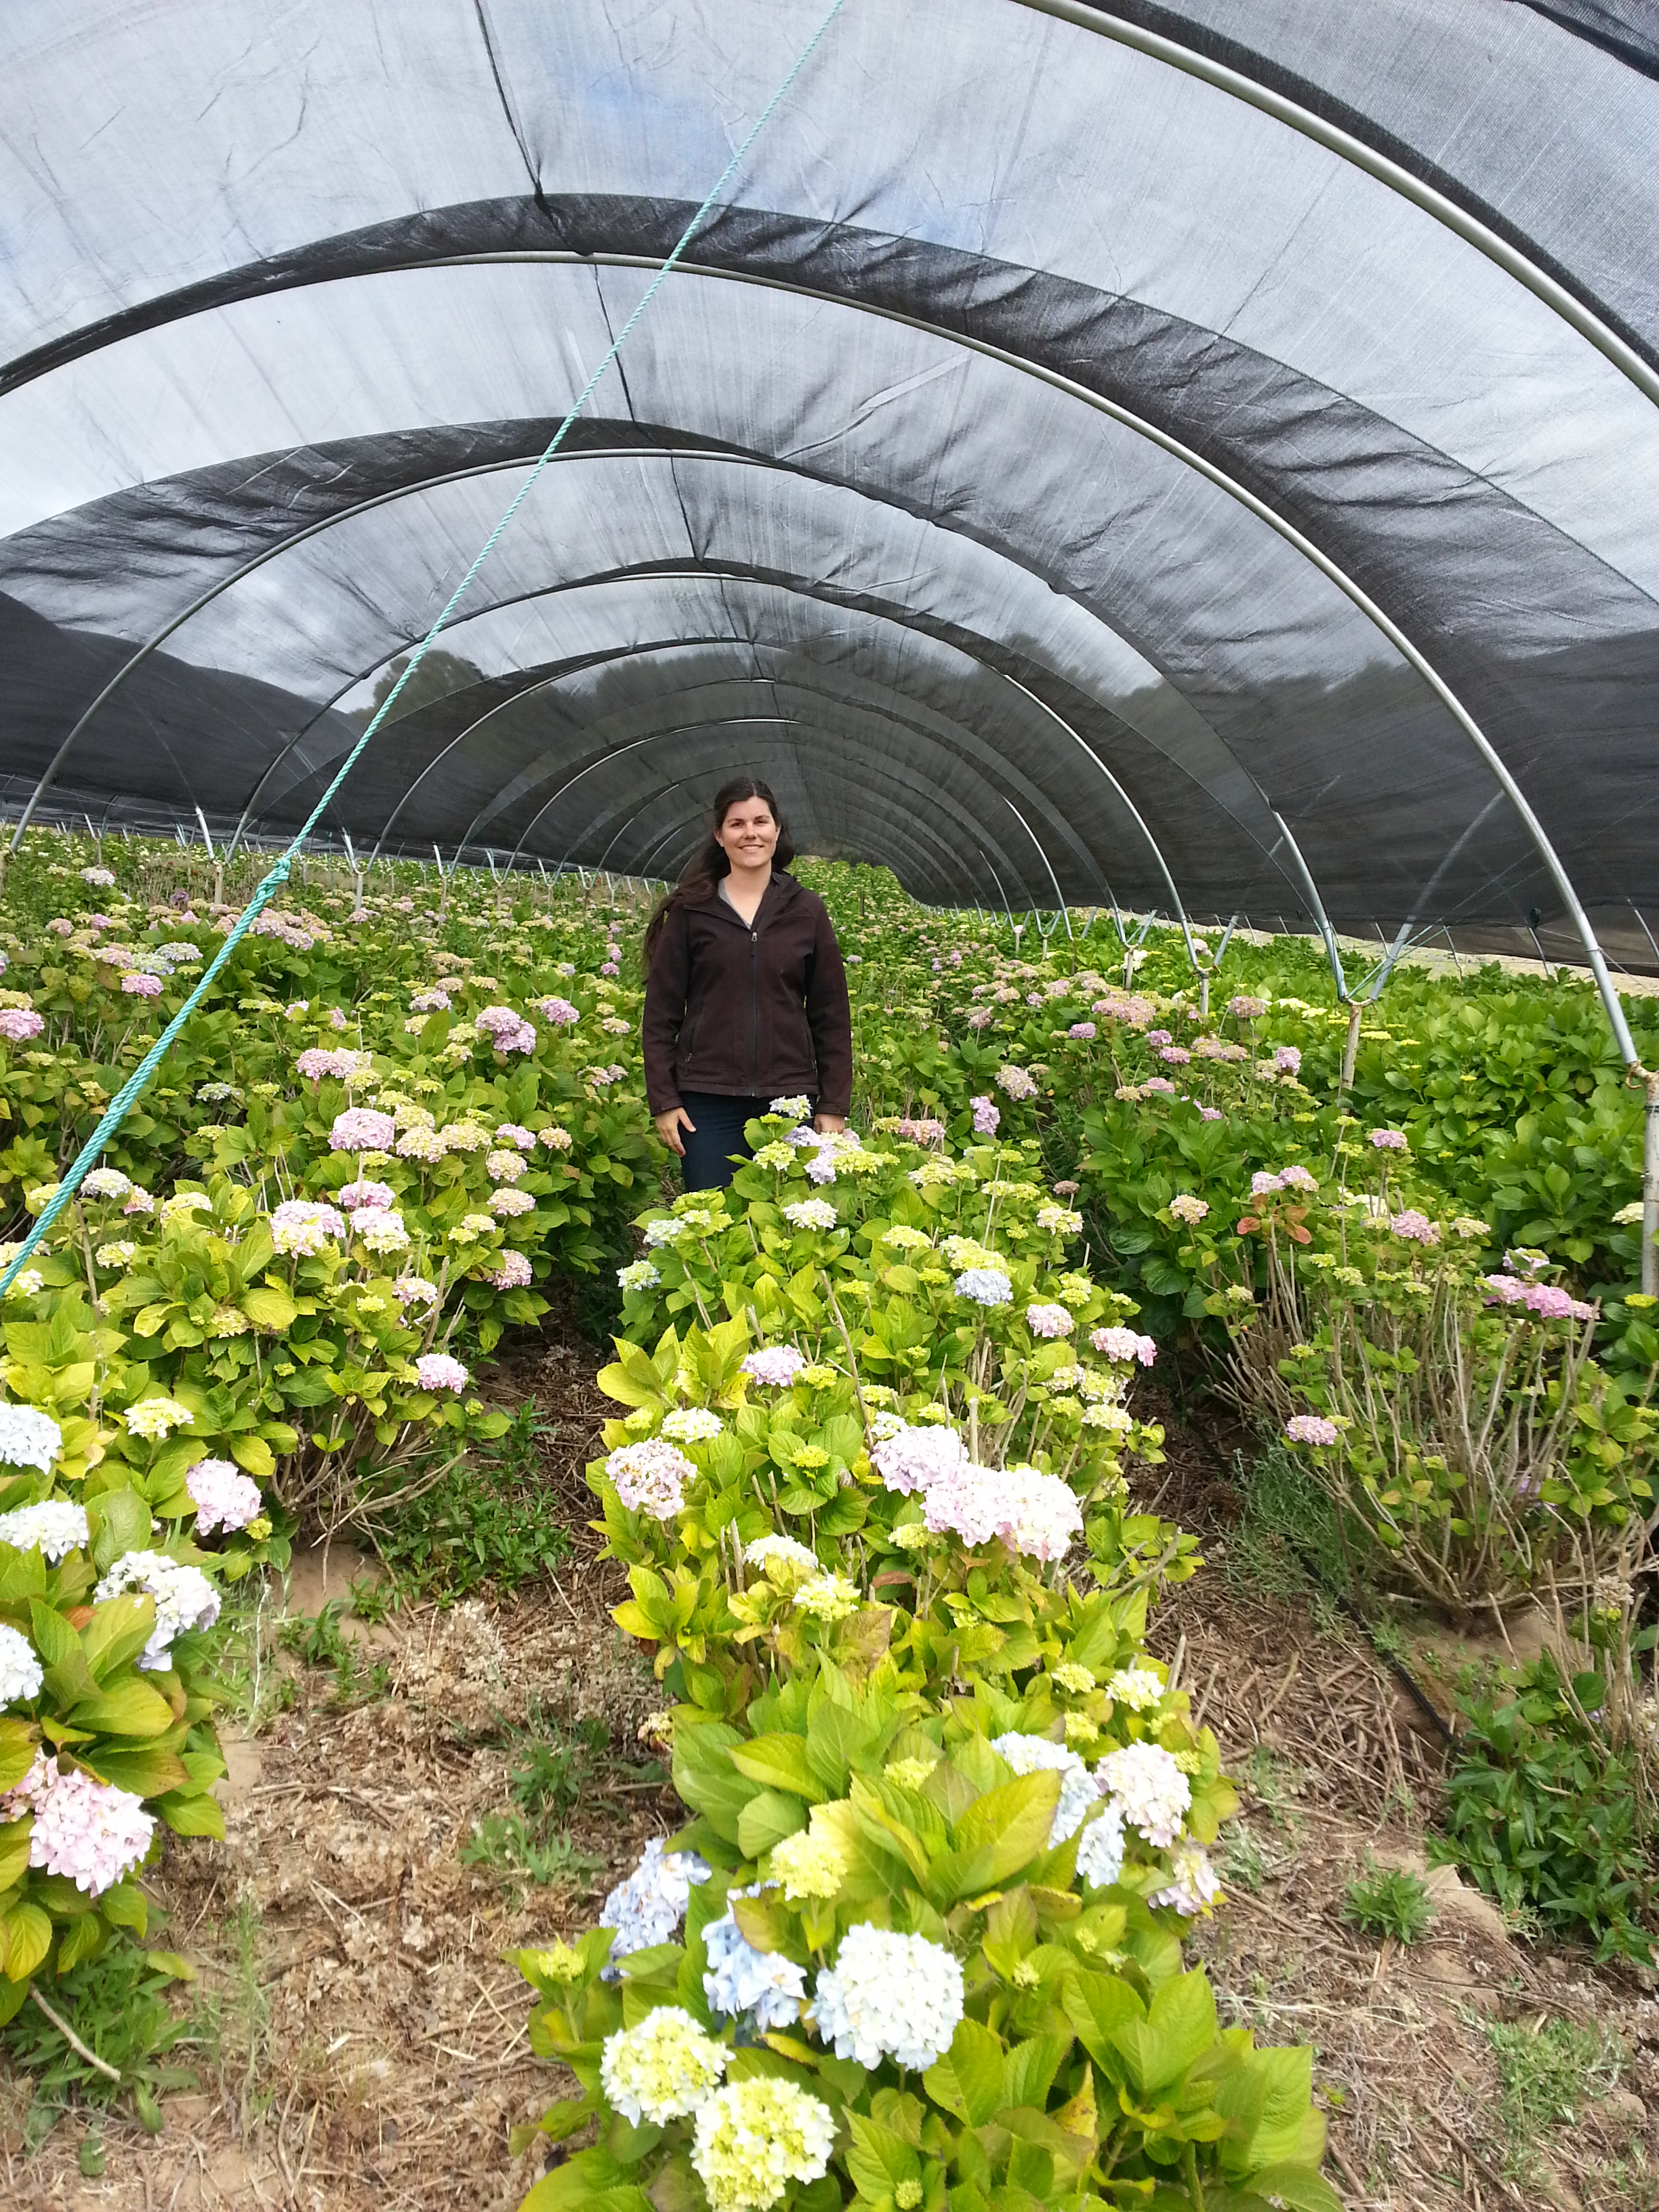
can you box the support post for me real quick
[1644,1072,1659,1300]
[1340,1001,1364,1094]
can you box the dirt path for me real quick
[3,1335,1656,2209]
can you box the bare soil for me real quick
[3,1330,1656,2209]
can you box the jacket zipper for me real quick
[747,926,758,1089]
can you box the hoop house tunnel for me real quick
[1,1,1656,983]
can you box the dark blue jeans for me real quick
[679,1092,813,1192]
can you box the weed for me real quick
[194,1898,274,2133]
[1223,1443,1354,1607]
[460,1813,602,1896]
[365,1401,575,1602]
[1342,1858,1434,1945]
[0,1944,201,2142]
[277,1599,393,1709]
[1217,1824,1267,1894]
[215,1577,296,1732]
[1483,2015,1625,2171]
[1436,1654,1657,1964]
[348,1569,401,1626]
[1235,1746,1305,1831]
[508,1711,613,1826]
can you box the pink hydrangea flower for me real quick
[0,1008,45,1042]
[970,1095,1000,1135]
[488,1250,534,1290]
[1069,1022,1096,1041]
[1228,996,1266,1019]
[1274,1045,1301,1076]
[1370,1128,1408,1151]
[1391,1209,1439,1245]
[121,972,162,997]
[536,997,580,1026]
[1286,1413,1338,1446]
[338,1179,396,1212]
[329,1107,396,1153]
[270,1199,347,1254]
[1025,1303,1075,1339]
[1279,1164,1317,1192]
[869,1422,970,1494]
[415,1353,468,1393]
[1251,1171,1284,1197]
[10,1754,156,1895]
[606,1438,693,1519]
[1141,1077,1176,1095]
[186,1457,264,1535]
[741,1346,809,1387]
[409,987,451,1012]
[1091,1326,1157,1366]
[923,1461,1081,1561]
[495,1124,536,1152]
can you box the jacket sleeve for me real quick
[642,905,691,1114]
[804,897,853,1118]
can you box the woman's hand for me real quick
[653,1106,696,1157]
[813,1113,846,1135]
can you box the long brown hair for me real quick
[643,777,795,967]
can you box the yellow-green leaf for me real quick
[3,1901,53,1982]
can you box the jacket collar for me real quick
[699,869,798,925]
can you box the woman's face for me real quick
[714,797,779,871]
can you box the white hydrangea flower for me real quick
[1106,1666,1166,1712]
[1076,1803,1127,1889]
[1151,1841,1223,1917]
[617,1259,661,1292]
[94,1551,220,1670]
[744,1534,820,1582]
[1097,1741,1191,1848]
[691,2078,836,2212]
[0,1499,89,1561]
[0,1404,63,1471]
[811,1923,964,2071]
[599,2006,726,2125]
[660,1406,723,1444]
[991,1732,1099,1845]
[0,1622,43,1703]
[783,1199,838,1232]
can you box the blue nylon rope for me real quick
[1,0,848,1294]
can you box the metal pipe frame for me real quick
[207,455,1296,892]
[529,722,1040,908]
[1013,0,1658,409]
[51,441,1291,891]
[14,255,1637,1057]
[470,667,1117,896]
[615,763,990,909]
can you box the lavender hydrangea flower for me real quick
[954,1267,1012,1307]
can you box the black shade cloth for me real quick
[0,1,1654,954]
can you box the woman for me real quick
[642,778,853,1191]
